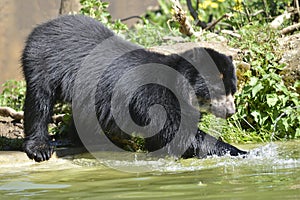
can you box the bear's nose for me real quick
[225,94,235,118]
[226,111,234,118]
[226,107,235,118]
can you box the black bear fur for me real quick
[21,14,246,162]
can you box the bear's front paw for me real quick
[23,138,54,162]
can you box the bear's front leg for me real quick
[23,135,53,162]
[183,129,247,158]
[23,87,55,162]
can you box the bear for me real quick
[21,14,247,162]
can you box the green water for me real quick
[0,141,299,200]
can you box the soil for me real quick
[0,116,24,139]
[0,116,24,150]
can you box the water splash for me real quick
[70,142,300,173]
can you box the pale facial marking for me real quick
[196,94,235,119]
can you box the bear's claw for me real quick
[23,138,54,162]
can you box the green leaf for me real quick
[158,0,170,15]
[294,80,300,88]
[295,128,300,138]
[251,111,261,123]
[266,94,278,107]
[275,83,289,95]
[252,82,264,97]
[282,119,289,131]
[274,63,286,70]
[249,77,258,86]
[278,95,288,106]
[266,52,274,61]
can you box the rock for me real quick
[149,41,240,58]
[278,33,300,93]
[149,41,247,91]
[270,12,292,29]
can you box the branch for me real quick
[186,0,198,20]
[0,106,65,123]
[242,1,251,22]
[204,13,232,31]
[251,9,265,17]
[170,0,198,37]
[280,22,300,35]
[121,15,143,22]
[186,0,207,28]
[296,0,300,19]
[221,30,241,38]
[0,107,23,120]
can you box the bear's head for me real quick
[177,47,237,119]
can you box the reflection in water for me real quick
[0,181,70,191]
[0,141,299,199]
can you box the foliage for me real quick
[199,114,273,143]
[49,103,72,136]
[0,136,23,151]
[0,80,71,137]
[0,80,26,111]
[126,20,182,47]
[49,112,72,139]
[179,0,293,29]
[79,0,127,33]
[197,0,236,23]
[224,0,293,29]
[228,23,299,139]
[144,0,300,141]
[144,0,175,29]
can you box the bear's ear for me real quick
[228,55,233,61]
